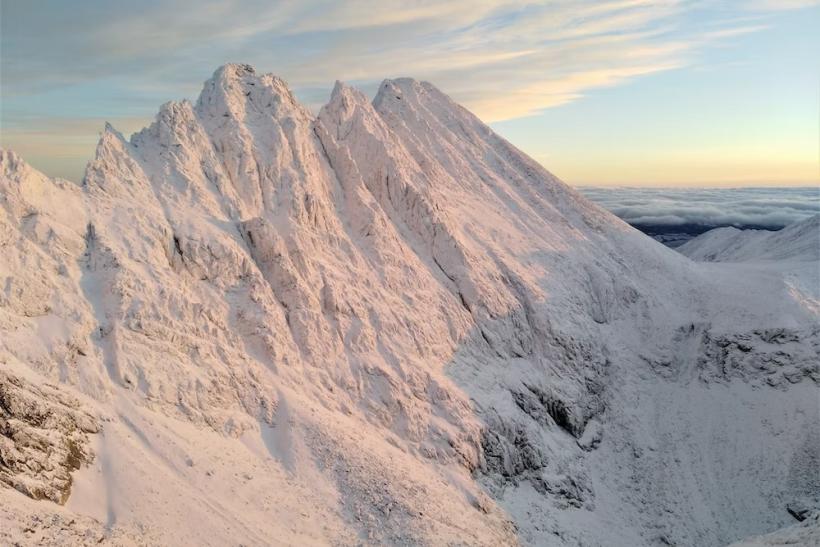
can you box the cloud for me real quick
[745,0,820,10]
[2,0,817,180]
[2,0,809,120]
[579,187,820,228]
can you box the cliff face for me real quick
[0,64,817,546]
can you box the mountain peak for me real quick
[330,79,352,99]
[217,62,257,78]
[96,120,127,149]
[195,63,299,121]
[326,80,370,112]
[374,78,441,108]
[0,148,27,180]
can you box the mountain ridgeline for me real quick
[0,64,817,546]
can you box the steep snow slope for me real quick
[730,512,820,547]
[1,64,817,546]
[678,215,820,262]
[674,214,820,546]
[678,215,820,318]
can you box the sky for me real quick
[1,0,818,187]
[579,186,820,227]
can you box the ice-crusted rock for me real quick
[0,371,99,504]
[696,327,820,386]
[0,64,818,546]
[646,324,820,386]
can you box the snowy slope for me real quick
[678,215,820,262]
[678,216,820,320]
[730,512,820,547]
[1,64,818,546]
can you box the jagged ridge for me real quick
[0,64,818,546]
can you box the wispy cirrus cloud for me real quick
[1,0,817,180]
[746,0,820,9]
[2,0,811,119]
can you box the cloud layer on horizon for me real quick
[580,186,820,228]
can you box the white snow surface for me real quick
[678,215,820,263]
[0,64,817,546]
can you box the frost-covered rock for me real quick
[0,371,99,504]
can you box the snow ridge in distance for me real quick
[678,214,820,262]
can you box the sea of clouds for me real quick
[578,187,820,229]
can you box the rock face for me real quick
[0,371,99,504]
[0,64,818,546]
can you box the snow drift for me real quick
[1,64,817,546]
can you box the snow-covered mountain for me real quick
[1,64,817,546]
[678,215,820,262]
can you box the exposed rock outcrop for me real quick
[0,371,99,504]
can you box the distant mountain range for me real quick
[632,221,782,247]
[679,215,820,262]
